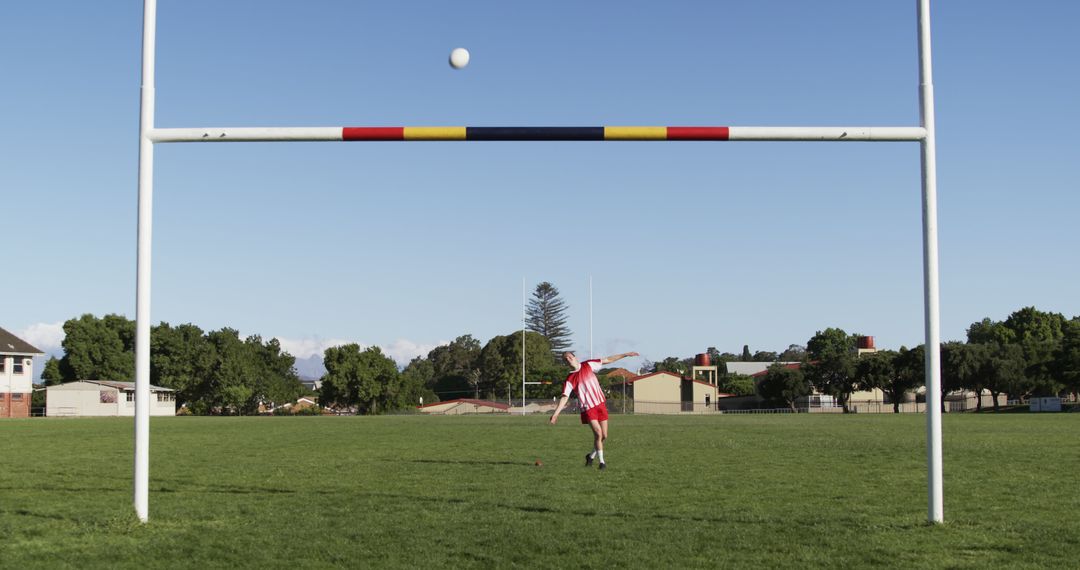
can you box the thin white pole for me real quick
[522,278,526,412]
[588,276,593,359]
[918,0,944,524]
[134,0,157,523]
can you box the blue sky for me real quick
[4,1,1078,378]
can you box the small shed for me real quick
[1030,397,1062,412]
[46,380,177,417]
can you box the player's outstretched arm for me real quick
[549,395,570,425]
[600,352,639,365]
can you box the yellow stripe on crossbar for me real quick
[604,127,667,140]
[404,127,467,140]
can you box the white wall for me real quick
[47,383,119,417]
[1,355,35,393]
[46,381,176,417]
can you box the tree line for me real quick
[35,282,601,414]
[46,293,1072,416]
[36,315,582,415]
[40,314,305,415]
[648,306,1078,413]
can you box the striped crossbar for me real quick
[149,126,926,143]
[343,126,730,141]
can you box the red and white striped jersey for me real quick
[562,359,605,411]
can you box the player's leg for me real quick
[589,420,604,453]
[589,420,606,469]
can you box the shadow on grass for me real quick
[152,481,299,495]
[352,490,929,531]
[399,459,529,467]
[6,508,70,521]
[353,490,751,525]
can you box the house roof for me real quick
[602,368,637,380]
[0,327,44,356]
[53,380,174,392]
[750,363,803,378]
[417,398,510,410]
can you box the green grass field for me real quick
[2,413,1078,568]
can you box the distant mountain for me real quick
[293,354,326,381]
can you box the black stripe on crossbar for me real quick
[466,127,605,141]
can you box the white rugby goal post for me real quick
[133,0,944,524]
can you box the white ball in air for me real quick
[449,48,470,69]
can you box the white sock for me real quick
[598,450,605,464]
[589,450,597,459]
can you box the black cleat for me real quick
[598,462,606,471]
[585,453,594,467]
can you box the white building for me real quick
[46,380,176,417]
[1,326,44,418]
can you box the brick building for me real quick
[1,326,45,418]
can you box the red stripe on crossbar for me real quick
[342,127,404,141]
[667,127,730,140]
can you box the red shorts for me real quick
[580,402,609,424]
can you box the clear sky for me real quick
[4,1,1078,379]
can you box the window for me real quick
[0,359,5,373]
[157,392,175,402]
[12,359,24,375]
[126,392,135,402]
[11,393,23,401]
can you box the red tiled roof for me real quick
[750,363,803,377]
[602,368,637,380]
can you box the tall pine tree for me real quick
[526,282,573,354]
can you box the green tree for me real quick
[855,350,897,411]
[1003,306,1066,396]
[58,313,135,381]
[752,351,778,362]
[717,373,755,396]
[966,318,1020,409]
[653,356,688,375]
[320,344,399,414]
[248,336,304,409]
[983,343,1027,407]
[941,341,983,411]
[778,344,807,361]
[428,335,482,400]
[39,357,65,386]
[398,356,439,408]
[150,322,214,409]
[804,328,858,413]
[966,318,1013,345]
[741,345,752,362]
[891,346,926,412]
[526,282,572,354]
[198,328,257,414]
[1055,318,1080,397]
[756,364,809,411]
[479,331,559,400]
[1003,306,1066,344]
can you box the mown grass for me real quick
[1,413,1078,568]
